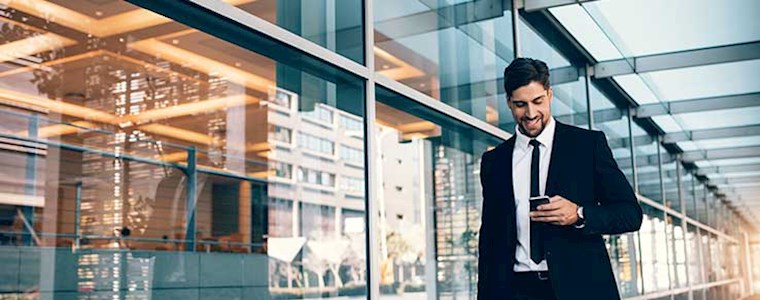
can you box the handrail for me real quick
[0,230,265,248]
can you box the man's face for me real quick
[508,81,553,138]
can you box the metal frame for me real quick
[634,92,760,118]
[662,124,760,144]
[594,41,760,78]
[363,0,380,297]
[681,145,760,163]
[523,0,598,12]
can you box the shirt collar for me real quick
[514,117,556,151]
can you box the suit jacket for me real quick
[477,121,643,300]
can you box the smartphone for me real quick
[529,196,550,211]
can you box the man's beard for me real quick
[518,116,545,138]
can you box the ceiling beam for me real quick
[594,41,760,78]
[707,176,760,187]
[682,145,760,163]
[695,163,760,177]
[634,92,760,118]
[608,134,654,149]
[523,0,598,12]
[617,152,675,169]
[663,124,760,144]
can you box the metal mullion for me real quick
[363,0,379,297]
[512,0,521,58]
[676,158,692,297]
[151,0,374,80]
[374,76,511,142]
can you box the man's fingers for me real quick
[537,202,562,210]
[531,215,562,222]
[549,195,565,202]
[530,210,563,217]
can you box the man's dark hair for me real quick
[503,58,550,99]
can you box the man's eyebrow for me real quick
[531,95,545,102]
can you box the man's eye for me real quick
[515,102,526,107]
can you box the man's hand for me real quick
[530,195,578,226]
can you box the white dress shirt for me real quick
[512,117,556,272]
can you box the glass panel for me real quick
[606,232,640,297]
[375,86,502,299]
[751,239,760,291]
[672,106,760,131]
[518,18,571,68]
[639,59,760,102]
[374,0,515,127]
[667,216,687,288]
[635,129,661,203]
[551,76,589,129]
[683,173,697,219]
[638,204,670,293]
[0,2,367,298]
[583,0,760,57]
[662,161,679,212]
[686,224,702,285]
[613,74,659,105]
[233,0,364,63]
[590,83,633,184]
[701,231,714,283]
[549,4,624,61]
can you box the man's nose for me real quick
[525,104,537,118]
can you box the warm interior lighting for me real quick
[376,102,441,139]
[3,0,256,37]
[247,170,274,179]
[27,121,96,138]
[0,33,76,63]
[156,151,189,163]
[0,87,120,125]
[128,39,274,93]
[138,124,213,145]
[246,142,270,152]
[374,47,425,81]
[127,95,259,124]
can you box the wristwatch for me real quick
[574,206,586,228]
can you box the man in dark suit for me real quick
[477,58,643,300]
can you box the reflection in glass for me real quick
[0,1,366,298]
[374,0,515,128]
[375,87,501,299]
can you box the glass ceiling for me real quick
[578,0,760,57]
[549,0,760,226]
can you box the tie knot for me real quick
[529,139,541,148]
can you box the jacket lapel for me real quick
[545,121,567,197]
[499,137,517,217]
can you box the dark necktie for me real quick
[529,139,544,264]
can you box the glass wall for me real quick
[0,1,366,298]
[373,86,501,299]
[639,204,671,293]
[230,0,364,64]
[374,0,515,128]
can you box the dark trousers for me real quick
[509,271,557,300]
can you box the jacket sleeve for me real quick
[477,150,493,299]
[581,131,643,235]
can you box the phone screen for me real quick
[529,196,550,211]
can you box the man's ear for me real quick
[546,87,553,103]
